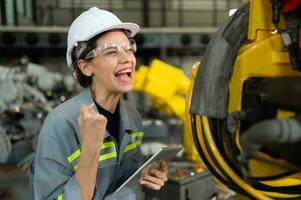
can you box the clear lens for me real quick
[85,39,137,60]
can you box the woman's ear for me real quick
[77,59,93,77]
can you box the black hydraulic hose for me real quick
[251,170,298,181]
[207,117,300,197]
[210,117,301,195]
[209,118,242,175]
[253,182,301,195]
[197,116,257,199]
[190,115,242,193]
[195,115,301,198]
[208,117,301,198]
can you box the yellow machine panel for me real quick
[187,0,301,199]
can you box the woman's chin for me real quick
[118,85,133,93]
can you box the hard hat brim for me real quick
[94,22,140,38]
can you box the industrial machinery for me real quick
[134,60,217,200]
[134,59,202,163]
[0,62,77,167]
[0,61,77,199]
[187,0,301,199]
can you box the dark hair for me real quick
[73,29,131,88]
[73,40,97,88]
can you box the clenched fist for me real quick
[78,103,107,150]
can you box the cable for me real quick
[201,116,272,200]
[190,114,242,193]
[204,116,301,198]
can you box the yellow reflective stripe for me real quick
[131,132,144,138]
[101,141,115,149]
[124,143,137,153]
[99,152,117,161]
[124,140,141,153]
[67,149,80,163]
[73,152,117,170]
[58,193,63,200]
[67,141,115,163]
[136,140,141,146]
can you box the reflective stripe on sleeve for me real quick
[58,193,63,200]
[68,141,117,170]
[74,151,117,170]
[67,141,116,164]
[67,149,80,163]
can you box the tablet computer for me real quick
[112,146,183,197]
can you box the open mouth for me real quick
[114,68,133,82]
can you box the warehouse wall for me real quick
[36,0,241,27]
[0,0,242,79]
[2,0,242,27]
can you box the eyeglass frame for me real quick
[84,39,137,60]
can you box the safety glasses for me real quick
[85,39,137,60]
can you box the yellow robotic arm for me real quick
[134,59,202,163]
[134,59,189,118]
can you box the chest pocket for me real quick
[66,138,118,171]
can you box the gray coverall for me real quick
[30,88,144,200]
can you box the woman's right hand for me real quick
[78,103,107,150]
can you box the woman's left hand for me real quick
[139,161,168,190]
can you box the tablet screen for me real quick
[112,146,183,197]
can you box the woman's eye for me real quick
[103,48,118,56]
[126,47,134,53]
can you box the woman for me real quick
[31,7,168,200]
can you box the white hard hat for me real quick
[66,7,140,70]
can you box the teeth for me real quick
[116,68,132,75]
